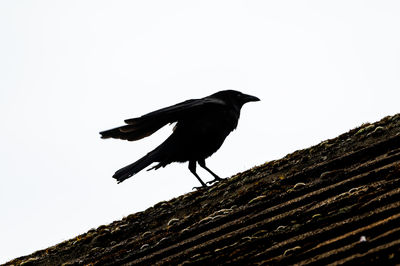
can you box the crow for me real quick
[100,90,260,188]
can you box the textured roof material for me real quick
[5,113,400,265]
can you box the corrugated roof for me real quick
[6,113,400,265]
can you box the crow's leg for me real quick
[189,160,207,189]
[198,159,223,185]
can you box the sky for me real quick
[1,0,399,263]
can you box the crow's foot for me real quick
[192,185,208,190]
[206,177,224,185]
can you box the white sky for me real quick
[1,0,399,263]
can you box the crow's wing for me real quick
[99,97,226,141]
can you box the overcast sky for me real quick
[1,0,399,263]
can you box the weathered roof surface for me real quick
[6,113,400,266]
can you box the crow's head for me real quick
[212,90,260,108]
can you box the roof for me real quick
[5,113,400,265]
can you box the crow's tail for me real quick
[113,150,159,183]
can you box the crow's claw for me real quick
[192,185,208,190]
[206,177,224,185]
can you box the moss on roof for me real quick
[5,113,400,265]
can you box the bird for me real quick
[100,90,260,188]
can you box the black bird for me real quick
[100,90,260,187]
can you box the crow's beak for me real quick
[242,94,260,103]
